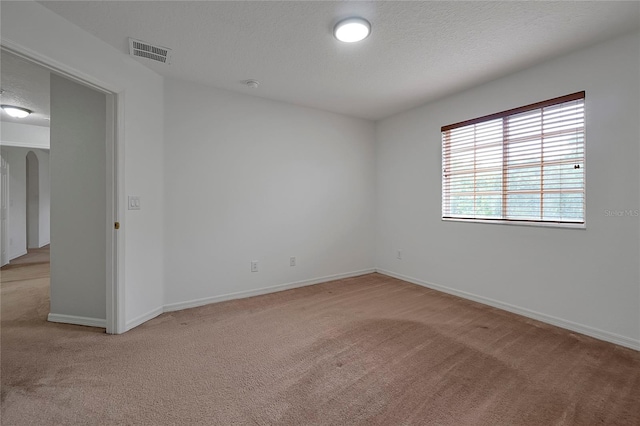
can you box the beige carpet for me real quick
[1,262,639,425]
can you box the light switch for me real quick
[128,196,141,210]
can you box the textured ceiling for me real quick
[0,50,50,127]
[37,1,640,120]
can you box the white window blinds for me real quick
[442,92,585,225]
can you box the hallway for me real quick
[2,245,50,268]
[1,245,51,325]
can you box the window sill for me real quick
[442,217,586,230]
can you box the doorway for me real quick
[0,47,120,333]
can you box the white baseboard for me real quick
[376,269,640,351]
[163,268,377,313]
[9,249,27,261]
[48,313,106,328]
[125,306,164,331]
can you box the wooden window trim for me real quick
[441,91,585,132]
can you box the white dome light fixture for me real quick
[1,105,32,118]
[334,18,371,43]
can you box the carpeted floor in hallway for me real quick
[1,257,639,425]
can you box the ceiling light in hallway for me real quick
[1,105,32,118]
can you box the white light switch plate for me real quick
[128,196,141,210]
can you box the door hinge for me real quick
[114,222,120,230]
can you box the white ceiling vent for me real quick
[128,38,172,64]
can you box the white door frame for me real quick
[1,42,125,334]
[0,151,9,267]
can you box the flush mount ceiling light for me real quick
[1,105,32,118]
[334,17,371,43]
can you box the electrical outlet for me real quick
[290,256,296,267]
[396,249,402,260]
[251,261,258,272]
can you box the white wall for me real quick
[1,1,165,331]
[0,146,50,258]
[26,151,39,248]
[0,122,49,150]
[38,148,50,247]
[3,147,27,259]
[375,32,640,349]
[49,74,106,322]
[164,79,376,308]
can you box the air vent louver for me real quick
[128,38,172,64]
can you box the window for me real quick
[442,92,585,226]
